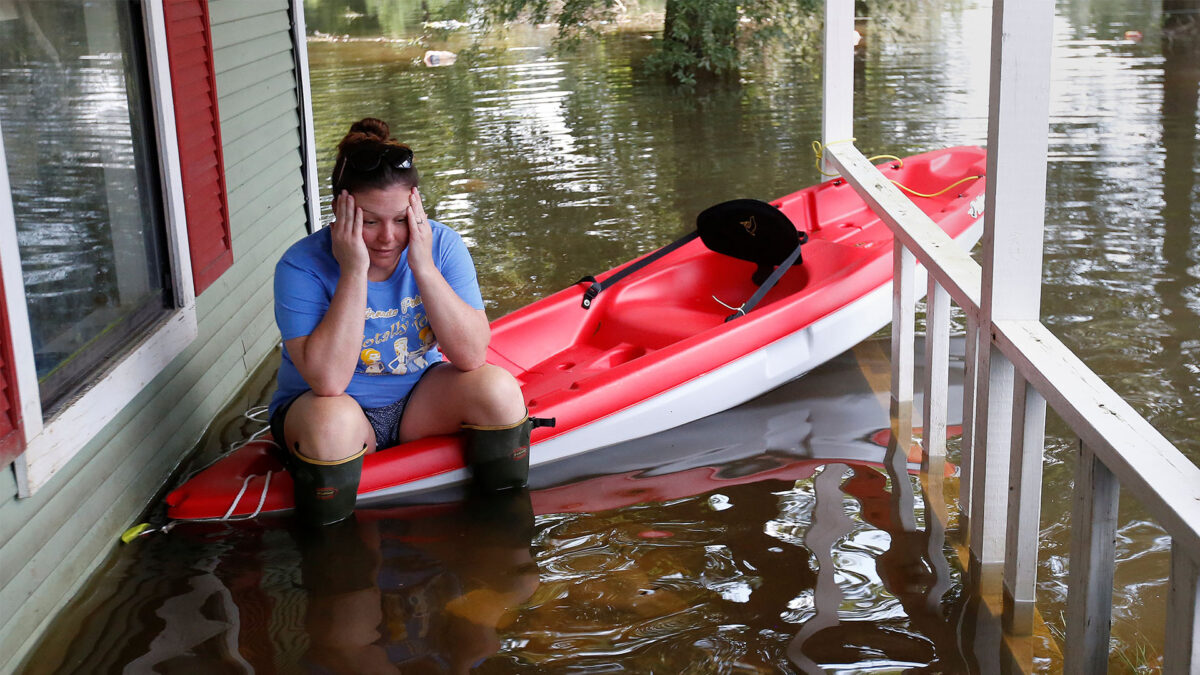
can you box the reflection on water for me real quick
[30,342,987,672]
[293,492,539,673]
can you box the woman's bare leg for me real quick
[397,364,526,443]
[283,392,377,461]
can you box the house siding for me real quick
[0,1,307,670]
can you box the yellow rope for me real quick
[890,174,983,198]
[812,138,856,176]
[811,139,982,198]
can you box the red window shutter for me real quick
[0,260,25,467]
[163,0,232,295]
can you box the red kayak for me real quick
[166,146,987,520]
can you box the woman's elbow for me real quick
[305,373,349,397]
[309,383,347,397]
[450,352,487,372]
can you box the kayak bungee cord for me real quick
[811,139,983,198]
[173,405,275,486]
[219,471,275,521]
[120,406,277,542]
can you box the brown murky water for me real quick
[23,0,1200,671]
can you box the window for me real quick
[0,0,234,495]
[0,0,172,417]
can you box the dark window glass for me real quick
[0,0,171,417]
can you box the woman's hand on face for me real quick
[332,190,369,277]
[406,187,435,274]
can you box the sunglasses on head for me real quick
[333,145,414,189]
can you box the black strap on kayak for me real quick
[578,231,701,309]
[530,416,556,429]
[723,235,806,322]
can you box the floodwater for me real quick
[32,340,986,673]
[24,0,1200,671]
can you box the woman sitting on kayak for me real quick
[269,117,530,526]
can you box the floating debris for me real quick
[424,19,468,31]
[423,50,457,67]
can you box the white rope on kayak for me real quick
[243,405,270,424]
[712,295,745,314]
[220,471,274,521]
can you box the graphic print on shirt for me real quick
[359,296,438,375]
[388,323,436,374]
[361,348,384,374]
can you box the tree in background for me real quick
[481,0,822,85]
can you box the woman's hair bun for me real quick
[349,117,390,142]
[332,116,418,192]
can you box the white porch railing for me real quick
[821,0,1200,671]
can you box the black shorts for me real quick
[269,362,447,454]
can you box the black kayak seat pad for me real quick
[696,198,808,287]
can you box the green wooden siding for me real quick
[0,0,308,670]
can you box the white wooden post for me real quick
[959,312,979,520]
[1064,442,1119,672]
[1003,374,1047,634]
[821,0,854,178]
[968,345,1015,562]
[1164,541,1200,674]
[922,278,950,460]
[971,0,1054,566]
[892,242,916,448]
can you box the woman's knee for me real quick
[469,365,525,417]
[285,393,373,459]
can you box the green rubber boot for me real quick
[289,444,366,527]
[463,415,532,493]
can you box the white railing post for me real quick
[959,312,979,520]
[1064,442,1119,672]
[922,278,951,460]
[892,242,916,450]
[972,0,1054,567]
[1003,374,1047,634]
[821,0,854,179]
[1165,541,1200,673]
[968,346,1015,562]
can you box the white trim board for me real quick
[289,0,322,234]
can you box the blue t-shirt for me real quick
[269,221,485,414]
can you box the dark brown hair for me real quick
[331,117,420,194]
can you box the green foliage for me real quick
[645,0,739,85]
[476,0,825,85]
